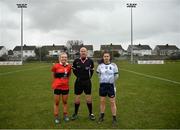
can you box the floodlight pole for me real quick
[17,4,27,63]
[39,46,42,62]
[127,3,137,64]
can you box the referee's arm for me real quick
[72,60,78,77]
[90,60,94,78]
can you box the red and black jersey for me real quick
[51,63,71,90]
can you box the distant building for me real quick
[42,44,66,57]
[127,44,152,56]
[100,44,124,55]
[0,46,8,56]
[13,45,36,58]
[154,44,179,56]
[8,50,13,55]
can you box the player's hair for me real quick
[54,52,68,63]
[98,51,112,64]
[59,52,68,58]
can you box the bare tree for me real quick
[66,40,84,50]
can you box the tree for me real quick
[66,40,84,50]
[0,54,8,61]
[112,51,120,57]
[93,51,102,58]
[35,47,48,61]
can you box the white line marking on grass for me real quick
[121,68,180,85]
[0,65,50,76]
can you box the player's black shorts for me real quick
[99,83,115,98]
[54,89,69,95]
[74,79,92,95]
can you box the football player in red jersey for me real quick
[51,52,71,124]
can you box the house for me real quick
[8,50,14,55]
[154,44,179,56]
[100,44,124,55]
[0,46,8,57]
[127,44,152,56]
[13,45,36,58]
[42,44,66,57]
[70,44,93,58]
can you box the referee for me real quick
[71,47,95,120]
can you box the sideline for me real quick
[0,65,50,76]
[121,68,180,85]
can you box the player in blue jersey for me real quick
[96,51,119,126]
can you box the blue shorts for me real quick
[99,83,115,98]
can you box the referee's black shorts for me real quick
[74,79,92,95]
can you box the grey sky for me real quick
[0,0,180,50]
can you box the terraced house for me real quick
[13,45,36,58]
[127,44,152,56]
[154,44,179,56]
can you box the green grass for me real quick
[0,61,180,129]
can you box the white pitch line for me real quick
[121,68,180,85]
[0,65,50,76]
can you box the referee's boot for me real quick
[112,118,117,127]
[89,113,96,120]
[71,113,78,120]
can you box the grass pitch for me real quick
[0,61,180,129]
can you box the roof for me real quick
[42,45,65,51]
[8,50,13,55]
[129,44,152,50]
[72,45,93,51]
[155,44,179,50]
[13,45,36,51]
[0,46,4,50]
[101,45,123,50]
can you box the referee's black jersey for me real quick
[72,57,94,80]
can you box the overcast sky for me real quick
[0,0,180,50]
